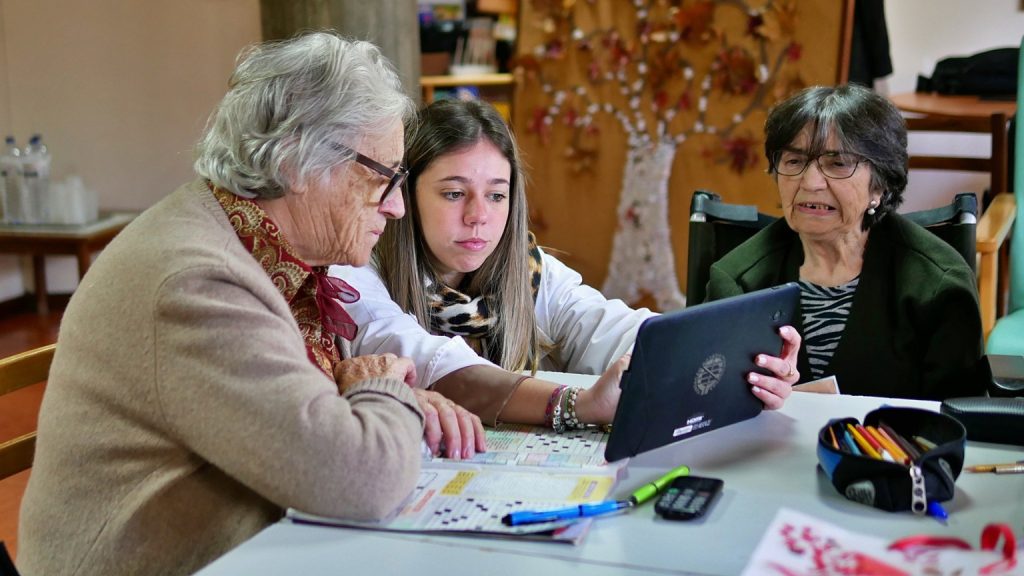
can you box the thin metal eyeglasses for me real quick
[773,150,866,180]
[335,144,408,202]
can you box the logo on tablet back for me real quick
[694,354,726,395]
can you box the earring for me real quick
[866,200,877,216]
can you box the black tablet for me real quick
[604,283,800,462]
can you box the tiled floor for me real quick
[0,307,62,560]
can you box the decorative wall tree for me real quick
[514,0,833,310]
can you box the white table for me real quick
[197,375,1024,576]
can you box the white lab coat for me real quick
[329,248,655,387]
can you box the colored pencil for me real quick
[847,424,881,460]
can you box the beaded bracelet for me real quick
[551,386,572,433]
[562,387,583,430]
[544,384,568,429]
[552,386,589,433]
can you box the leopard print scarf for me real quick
[426,232,543,361]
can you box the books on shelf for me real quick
[287,423,625,544]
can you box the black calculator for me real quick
[654,475,724,521]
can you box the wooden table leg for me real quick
[32,254,48,315]
[76,247,92,281]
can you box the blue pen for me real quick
[927,501,949,524]
[501,500,632,526]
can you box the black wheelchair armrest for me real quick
[987,354,1024,398]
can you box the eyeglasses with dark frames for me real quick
[773,150,866,180]
[333,144,408,202]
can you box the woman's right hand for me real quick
[333,353,417,394]
[573,353,631,425]
[413,389,486,460]
[334,354,485,459]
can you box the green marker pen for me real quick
[628,464,690,505]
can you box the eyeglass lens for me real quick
[352,151,407,202]
[775,151,861,179]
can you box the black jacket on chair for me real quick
[706,213,986,401]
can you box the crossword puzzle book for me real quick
[427,423,618,469]
[287,424,625,544]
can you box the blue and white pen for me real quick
[501,500,632,526]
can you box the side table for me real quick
[0,213,137,314]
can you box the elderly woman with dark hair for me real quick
[706,84,986,400]
[17,32,448,576]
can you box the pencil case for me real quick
[940,397,1024,446]
[816,407,966,513]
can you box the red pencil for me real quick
[855,424,894,462]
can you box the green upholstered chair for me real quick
[985,37,1024,355]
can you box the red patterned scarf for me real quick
[212,185,360,377]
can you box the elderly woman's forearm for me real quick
[259,378,424,519]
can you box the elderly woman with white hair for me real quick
[17,32,456,576]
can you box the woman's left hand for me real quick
[574,353,631,425]
[748,325,802,410]
[334,353,417,393]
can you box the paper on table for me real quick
[792,375,840,395]
[288,465,619,544]
[288,423,625,545]
[427,423,623,470]
[742,508,1011,575]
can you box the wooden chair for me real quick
[903,108,1012,330]
[0,343,55,480]
[905,112,1009,204]
[977,192,1016,340]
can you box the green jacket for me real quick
[706,213,986,400]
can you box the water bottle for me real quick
[22,134,51,223]
[0,136,25,224]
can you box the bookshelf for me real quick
[420,72,514,101]
[418,0,517,119]
[419,73,515,120]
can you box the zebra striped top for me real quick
[798,278,859,379]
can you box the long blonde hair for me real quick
[375,99,538,372]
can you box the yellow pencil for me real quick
[868,426,909,464]
[846,423,881,460]
[967,461,1024,473]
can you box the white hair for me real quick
[194,31,415,198]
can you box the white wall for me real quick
[885,0,1024,212]
[0,0,261,300]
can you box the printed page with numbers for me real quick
[428,423,619,470]
[288,463,619,543]
[288,407,626,543]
